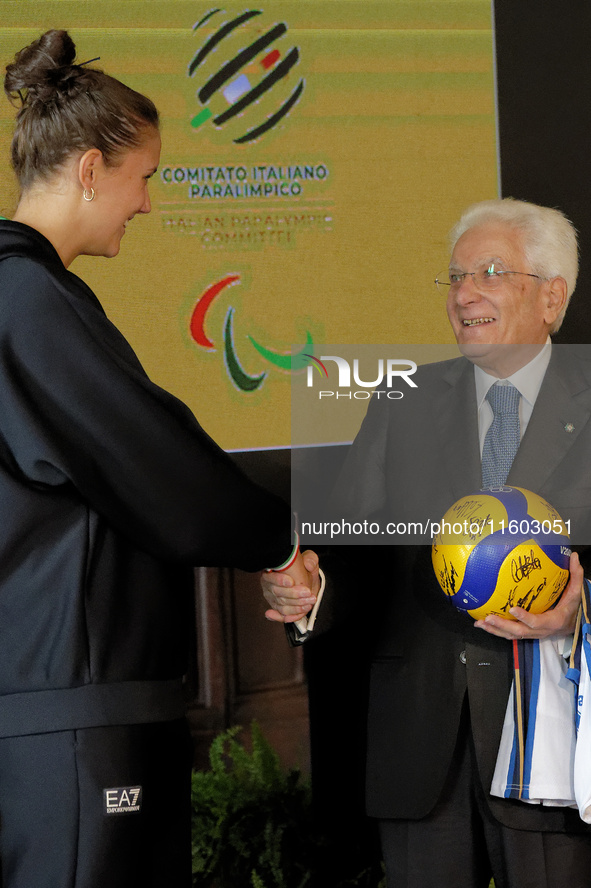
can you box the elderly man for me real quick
[264,198,591,887]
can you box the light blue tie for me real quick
[481,382,521,488]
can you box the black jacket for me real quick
[0,220,292,736]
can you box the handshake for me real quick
[262,548,321,627]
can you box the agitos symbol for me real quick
[188,8,305,143]
[189,274,312,392]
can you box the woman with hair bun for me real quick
[0,29,317,888]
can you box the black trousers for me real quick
[0,719,193,888]
[379,710,591,888]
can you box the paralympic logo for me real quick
[188,8,305,143]
[189,274,313,392]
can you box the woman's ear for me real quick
[77,148,103,191]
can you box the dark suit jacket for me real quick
[330,345,591,831]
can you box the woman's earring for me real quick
[83,187,95,202]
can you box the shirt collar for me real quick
[474,339,552,409]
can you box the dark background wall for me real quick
[495,0,591,343]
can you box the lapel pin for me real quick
[564,423,575,433]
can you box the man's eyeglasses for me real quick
[434,263,542,295]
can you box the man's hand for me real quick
[262,549,320,623]
[474,550,583,640]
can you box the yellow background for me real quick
[0,1,498,450]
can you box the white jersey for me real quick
[571,582,591,822]
[491,580,591,821]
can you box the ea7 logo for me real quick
[104,786,143,815]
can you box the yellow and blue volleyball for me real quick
[431,486,571,620]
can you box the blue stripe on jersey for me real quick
[522,640,541,799]
[505,679,520,798]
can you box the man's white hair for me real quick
[449,198,578,333]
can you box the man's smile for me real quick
[462,317,495,326]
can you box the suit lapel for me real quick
[434,358,482,499]
[508,347,591,491]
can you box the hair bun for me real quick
[4,29,81,106]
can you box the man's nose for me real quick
[454,274,482,304]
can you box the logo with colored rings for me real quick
[189,274,313,391]
[188,8,305,143]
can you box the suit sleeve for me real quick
[0,259,293,570]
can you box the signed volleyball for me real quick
[431,486,571,620]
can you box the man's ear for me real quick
[77,148,104,191]
[543,276,568,327]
